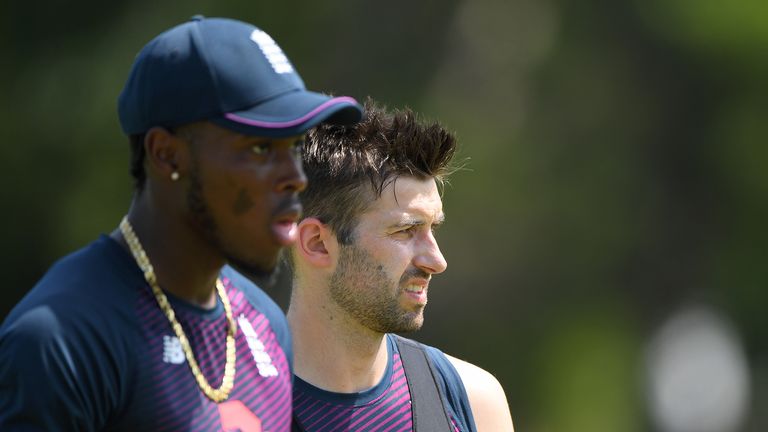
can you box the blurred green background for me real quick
[2,1,767,431]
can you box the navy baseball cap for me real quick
[118,16,363,137]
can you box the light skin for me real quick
[110,121,307,308]
[288,176,514,432]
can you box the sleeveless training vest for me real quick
[292,335,453,431]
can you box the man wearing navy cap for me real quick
[0,16,362,431]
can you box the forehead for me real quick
[179,121,305,145]
[361,176,443,223]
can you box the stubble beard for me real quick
[186,169,276,281]
[329,242,425,334]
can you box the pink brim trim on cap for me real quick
[223,96,358,128]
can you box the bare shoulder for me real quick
[445,354,515,432]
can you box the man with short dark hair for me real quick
[288,100,514,431]
[0,16,361,431]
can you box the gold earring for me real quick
[171,171,180,181]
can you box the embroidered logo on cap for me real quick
[250,30,294,74]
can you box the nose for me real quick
[413,231,448,275]
[275,147,308,194]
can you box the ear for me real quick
[144,126,189,182]
[294,217,338,269]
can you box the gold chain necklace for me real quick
[119,216,237,402]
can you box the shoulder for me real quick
[444,354,515,432]
[0,302,136,430]
[221,267,281,311]
[1,237,142,376]
[220,266,292,362]
[4,236,143,338]
[390,336,476,431]
[5,236,143,334]
[15,235,141,310]
[0,235,144,395]
[220,266,288,329]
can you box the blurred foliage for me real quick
[2,0,767,430]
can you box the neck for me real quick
[288,279,389,393]
[112,193,224,308]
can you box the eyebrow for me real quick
[390,213,445,229]
[245,135,306,145]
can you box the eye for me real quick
[291,139,305,156]
[251,142,272,156]
[393,225,418,238]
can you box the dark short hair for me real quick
[301,98,458,244]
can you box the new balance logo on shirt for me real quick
[162,335,185,364]
[161,316,279,379]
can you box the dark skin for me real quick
[110,122,307,308]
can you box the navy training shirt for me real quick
[0,235,293,431]
[293,334,477,432]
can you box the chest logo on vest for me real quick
[162,335,186,364]
[238,315,279,377]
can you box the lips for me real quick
[272,201,301,246]
[272,220,298,245]
[403,283,428,305]
[404,285,425,294]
